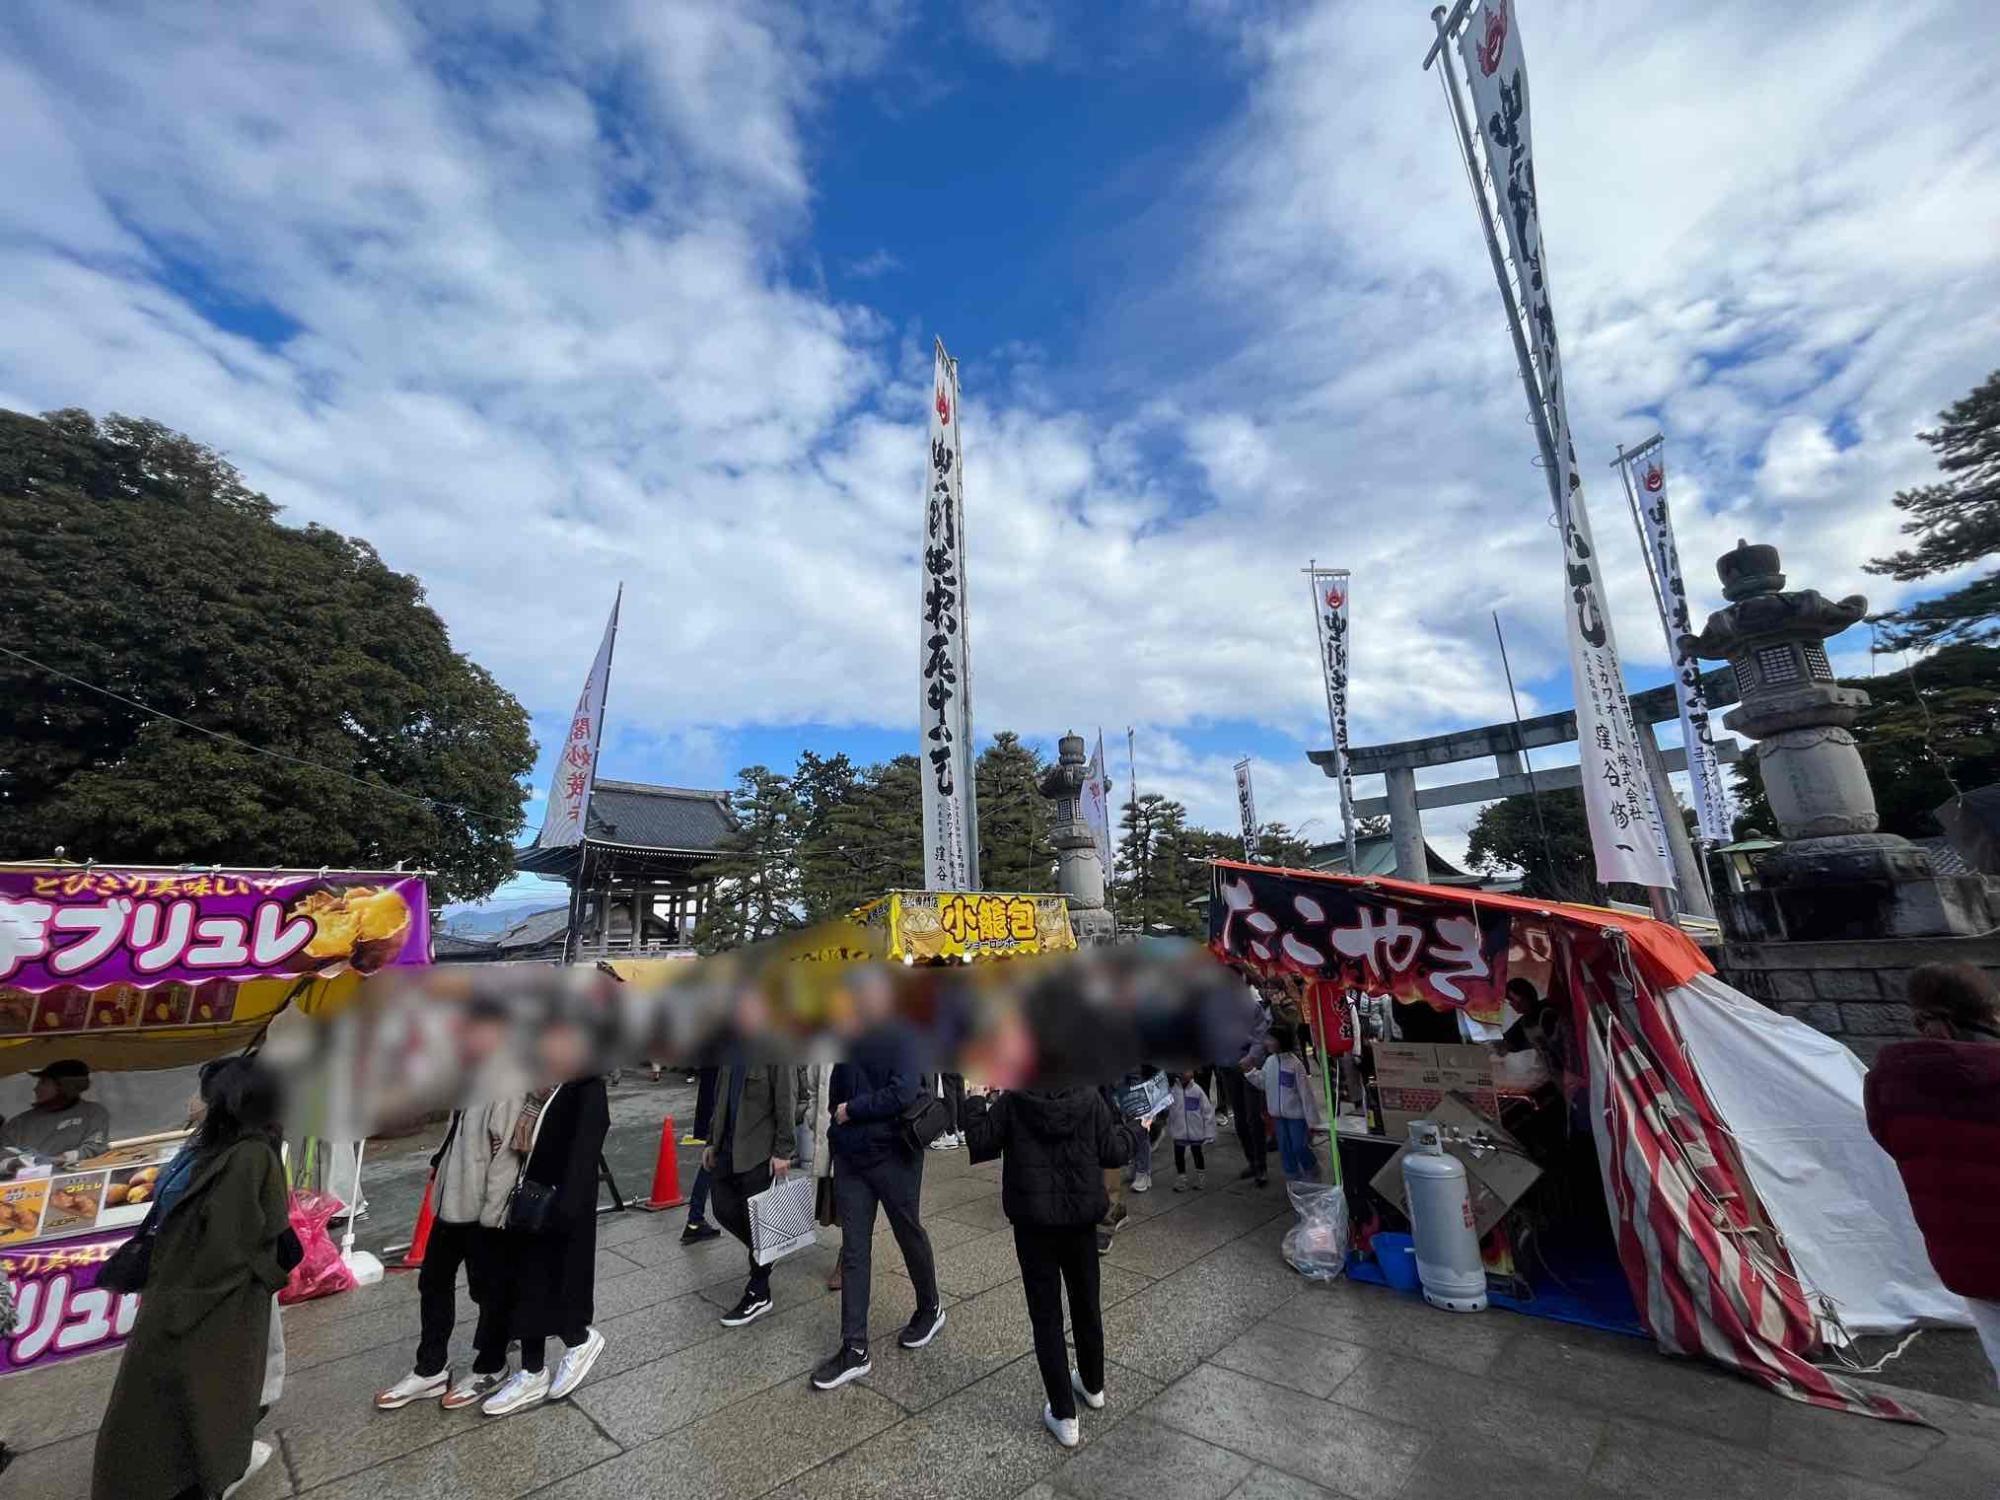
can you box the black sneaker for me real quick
[811,1344,872,1390]
[681,1221,722,1246]
[898,1307,946,1349]
[720,1290,772,1327]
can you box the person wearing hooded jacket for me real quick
[962,1083,1133,1449]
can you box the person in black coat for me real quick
[482,1016,611,1417]
[811,971,943,1391]
[963,1084,1133,1449]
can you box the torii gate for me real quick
[1310,667,1740,920]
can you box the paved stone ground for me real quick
[7,1091,1999,1500]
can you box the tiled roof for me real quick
[583,780,735,852]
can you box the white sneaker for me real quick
[481,1366,551,1417]
[374,1368,449,1410]
[1043,1404,1080,1448]
[1071,1369,1105,1410]
[441,1369,509,1411]
[927,1136,950,1150]
[945,1132,964,1150]
[222,1440,272,1498]
[1132,1171,1152,1194]
[548,1327,605,1399]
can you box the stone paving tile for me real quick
[585,1288,744,1385]
[1049,1416,1254,1500]
[1223,1465,1350,1500]
[604,1224,754,1275]
[888,1226,1027,1300]
[936,1193,1016,1233]
[1763,1398,1951,1484]
[285,1293,444,1375]
[1278,1280,1518,1380]
[529,1380,904,1500]
[1,1429,101,1500]
[0,1344,119,1452]
[1327,1347,1610,1476]
[270,1339,464,1491]
[1396,1443,1629,1500]
[1210,1322,1367,1400]
[299,1400,617,1500]
[1584,1416,1792,1500]
[1090,1264,1155,1312]
[1142,1364,1430,1500]
[1098,1246,1307,1386]
[1101,1195,1279,1281]
[1498,1323,1774,1449]
[854,1281,1039,1413]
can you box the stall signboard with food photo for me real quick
[1,1233,140,1374]
[0,865,430,1008]
[853,890,1077,965]
[0,1141,181,1247]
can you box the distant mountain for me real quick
[438,899,563,938]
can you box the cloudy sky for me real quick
[3,0,1996,887]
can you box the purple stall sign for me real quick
[0,867,430,995]
[1,1231,141,1375]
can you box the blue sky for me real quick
[2,0,1997,906]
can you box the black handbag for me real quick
[505,1177,560,1234]
[900,1092,952,1154]
[97,1233,154,1295]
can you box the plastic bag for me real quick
[1281,1180,1350,1283]
[278,1189,358,1305]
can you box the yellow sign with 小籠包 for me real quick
[884,890,1076,964]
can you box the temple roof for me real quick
[514,779,735,877]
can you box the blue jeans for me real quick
[687,1165,712,1225]
[1275,1117,1320,1181]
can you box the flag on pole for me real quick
[1456,1,1674,890]
[919,338,978,890]
[536,588,620,849]
[1234,758,1260,862]
[1307,568,1359,867]
[1082,731,1115,878]
[1620,438,1733,845]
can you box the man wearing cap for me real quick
[2,1060,111,1163]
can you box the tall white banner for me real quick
[919,338,978,889]
[1622,439,1733,845]
[1082,731,1115,877]
[1458,1,1674,889]
[1234,758,1260,862]
[1308,568,1358,860]
[536,588,620,849]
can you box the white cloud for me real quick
[965,0,1059,65]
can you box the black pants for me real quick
[694,1066,719,1138]
[1014,1225,1101,1420]
[836,1153,937,1348]
[1220,1068,1267,1177]
[709,1160,776,1297]
[415,1220,507,1378]
[939,1074,965,1133]
[1172,1142,1206,1172]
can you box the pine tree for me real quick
[974,732,1053,892]
[1867,370,2000,648]
[695,766,803,950]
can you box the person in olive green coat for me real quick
[93,1061,292,1500]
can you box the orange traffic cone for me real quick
[394,1176,438,1269]
[639,1115,687,1212]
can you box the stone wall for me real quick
[1709,934,2000,1060]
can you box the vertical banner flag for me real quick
[1234,758,1260,862]
[920,338,978,890]
[1457,2,1674,889]
[1308,569,1358,861]
[1082,732,1115,877]
[1622,439,1732,845]
[536,588,620,848]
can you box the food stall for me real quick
[1208,858,1957,1422]
[0,863,429,1376]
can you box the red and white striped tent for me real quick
[1208,859,1961,1424]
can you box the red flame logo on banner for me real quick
[1642,464,1665,494]
[1477,1,1508,76]
[1324,585,1346,611]
[935,385,952,426]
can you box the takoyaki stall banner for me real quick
[0,866,429,996]
[1210,860,1513,1020]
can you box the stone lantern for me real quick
[1681,540,1994,940]
[1037,732,1116,945]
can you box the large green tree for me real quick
[0,408,533,900]
[1465,787,1602,904]
[798,755,923,921]
[696,765,803,950]
[974,732,1054,893]
[1867,369,2000,649]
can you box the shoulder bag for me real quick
[899,1090,952,1155]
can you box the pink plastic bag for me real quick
[278,1189,358,1305]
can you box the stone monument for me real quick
[1682,539,1996,944]
[1038,732,1116,945]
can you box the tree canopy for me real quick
[1867,369,2000,649]
[0,408,534,900]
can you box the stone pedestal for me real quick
[1038,732,1116,945]
[1683,540,1997,943]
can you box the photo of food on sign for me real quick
[39,1171,107,1234]
[0,1178,50,1244]
[288,883,414,972]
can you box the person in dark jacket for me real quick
[812,971,943,1390]
[92,1059,291,1500]
[963,1083,1132,1448]
[707,985,800,1328]
[483,1017,611,1417]
[1865,963,2000,1385]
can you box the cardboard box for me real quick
[1369,1094,1543,1237]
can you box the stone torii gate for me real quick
[1308,667,1741,919]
